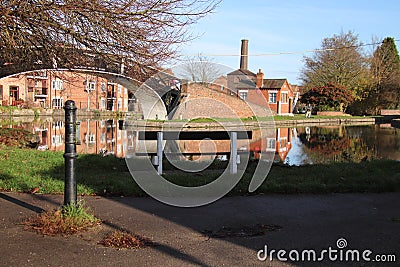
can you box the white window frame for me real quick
[52,120,63,129]
[281,91,288,103]
[101,82,106,92]
[85,133,96,144]
[52,135,63,146]
[52,79,63,90]
[238,90,248,101]
[279,138,288,151]
[86,81,96,92]
[52,97,63,108]
[269,91,277,103]
[100,133,106,144]
[267,138,276,151]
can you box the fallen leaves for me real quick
[98,231,152,249]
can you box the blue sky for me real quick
[175,0,400,84]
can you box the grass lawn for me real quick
[0,146,399,196]
[273,114,379,121]
[154,115,378,123]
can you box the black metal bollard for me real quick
[63,100,78,206]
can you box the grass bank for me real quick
[0,146,399,196]
[273,114,379,121]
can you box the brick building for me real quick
[0,70,132,112]
[227,39,297,115]
[174,82,269,119]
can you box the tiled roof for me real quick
[260,79,287,89]
[227,69,256,77]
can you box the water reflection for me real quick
[285,125,400,165]
[1,118,399,165]
[1,118,127,157]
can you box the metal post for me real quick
[64,100,78,206]
[230,131,238,174]
[157,131,163,175]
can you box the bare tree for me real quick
[177,54,226,84]
[0,0,220,80]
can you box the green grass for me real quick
[24,201,100,236]
[273,114,379,121]
[0,146,399,196]
[161,115,377,123]
[61,201,99,225]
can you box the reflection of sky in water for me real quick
[284,132,311,166]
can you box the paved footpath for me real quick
[0,192,399,267]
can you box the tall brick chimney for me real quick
[240,39,249,70]
[256,68,264,88]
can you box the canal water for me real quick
[1,118,399,165]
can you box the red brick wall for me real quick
[381,109,400,115]
[175,83,267,119]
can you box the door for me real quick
[9,86,19,105]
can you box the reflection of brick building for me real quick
[25,119,127,157]
[163,128,292,163]
[250,128,293,162]
[0,70,131,111]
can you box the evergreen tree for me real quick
[370,37,400,109]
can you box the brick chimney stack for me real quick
[240,39,249,70]
[256,68,264,88]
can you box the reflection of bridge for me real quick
[0,67,180,120]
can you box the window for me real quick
[117,99,122,109]
[85,133,96,144]
[100,133,106,144]
[239,90,248,100]
[52,79,63,90]
[118,84,122,94]
[101,98,106,109]
[52,135,63,146]
[269,92,277,103]
[76,123,81,144]
[9,86,19,99]
[52,121,63,129]
[267,138,276,150]
[281,92,288,103]
[279,138,287,148]
[52,98,63,108]
[101,82,106,92]
[86,81,96,92]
